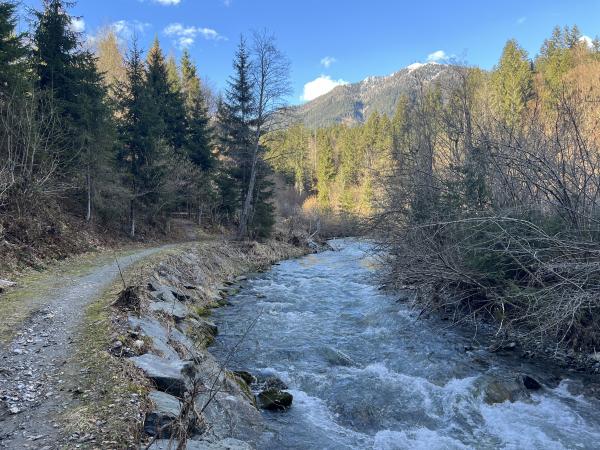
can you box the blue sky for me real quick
[17,0,600,104]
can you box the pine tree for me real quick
[316,129,336,208]
[34,0,80,107]
[117,42,164,237]
[0,1,28,92]
[181,52,213,171]
[218,37,254,218]
[491,39,532,124]
[166,54,181,92]
[76,52,114,221]
[146,37,186,152]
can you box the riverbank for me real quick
[58,235,319,449]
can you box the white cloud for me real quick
[111,20,151,41]
[427,50,447,62]
[151,0,181,4]
[517,16,526,25]
[164,23,226,48]
[320,56,336,68]
[223,0,232,5]
[70,18,85,33]
[580,35,594,48]
[302,75,348,101]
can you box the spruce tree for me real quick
[181,51,213,171]
[0,1,27,92]
[491,39,532,124]
[222,36,254,200]
[146,37,186,152]
[117,42,164,236]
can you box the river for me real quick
[209,239,600,449]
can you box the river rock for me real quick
[321,346,355,367]
[521,375,543,391]
[257,388,293,411]
[255,375,288,391]
[483,378,530,405]
[130,354,195,397]
[234,371,256,385]
[144,390,183,438]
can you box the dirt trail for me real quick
[0,246,170,449]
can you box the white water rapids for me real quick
[210,239,600,449]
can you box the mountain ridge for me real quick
[291,62,452,128]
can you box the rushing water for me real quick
[210,239,600,449]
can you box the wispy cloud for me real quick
[302,75,348,101]
[164,23,227,48]
[111,20,152,41]
[320,56,337,68]
[517,16,526,25]
[146,0,181,5]
[427,50,447,62]
[223,0,232,6]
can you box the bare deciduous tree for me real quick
[238,30,291,239]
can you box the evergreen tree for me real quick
[166,54,181,92]
[491,39,532,124]
[316,129,336,207]
[537,26,579,100]
[34,0,115,219]
[181,52,213,171]
[33,1,84,115]
[76,52,114,221]
[117,42,164,236]
[146,37,186,152]
[218,37,254,214]
[0,1,27,92]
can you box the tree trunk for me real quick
[85,169,92,222]
[197,201,203,226]
[130,198,136,238]
[238,146,259,239]
[238,127,262,239]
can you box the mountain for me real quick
[291,62,452,128]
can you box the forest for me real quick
[268,25,600,354]
[0,0,288,275]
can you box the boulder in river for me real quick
[257,388,293,411]
[521,374,543,391]
[256,375,288,390]
[234,371,256,385]
[321,346,355,367]
[483,378,530,405]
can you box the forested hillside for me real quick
[0,0,289,271]
[267,26,600,354]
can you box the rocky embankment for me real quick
[106,238,320,449]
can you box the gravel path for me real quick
[0,246,169,449]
